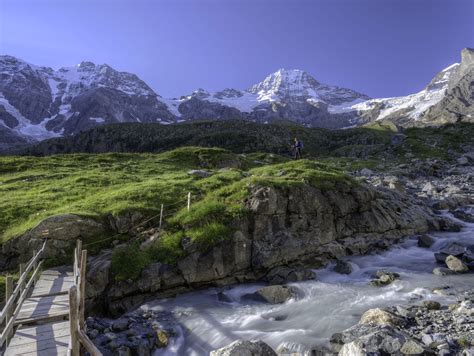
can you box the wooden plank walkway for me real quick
[5,267,73,356]
[1,240,102,356]
[5,321,70,356]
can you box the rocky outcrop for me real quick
[423,48,474,126]
[86,182,451,315]
[0,214,109,270]
[0,211,145,271]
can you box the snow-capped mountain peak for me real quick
[52,61,156,98]
[249,68,321,99]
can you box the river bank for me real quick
[85,210,473,355]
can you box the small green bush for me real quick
[148,231,185,265]
[187,222,231,251]
[111,244,150,281]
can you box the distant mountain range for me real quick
[0,48,473,150]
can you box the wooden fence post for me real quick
[187,192,191,212]
[79,250,87,328]
[19,263,25,290]
[76,240,82,269]
[69,286,80,356]
[159,204,164,229]
[73,248,77,279]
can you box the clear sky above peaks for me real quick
[1,0,473,98]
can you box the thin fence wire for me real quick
[83,193,196,247]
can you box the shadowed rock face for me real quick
[81,182,446,315]
[422,48,474,125]
[0,56,52,124]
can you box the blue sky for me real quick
[1,0,472,98]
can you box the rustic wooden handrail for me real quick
[0,239,46,326]
[68,240,102,356]
[0,240,47,348]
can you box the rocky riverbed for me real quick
[85,208,474,355]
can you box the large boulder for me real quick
[331,324,411,354]
[210,340,277,356]
[242,285,295,304]
[0,214,109,269]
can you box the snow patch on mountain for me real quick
[353,63,460,120]
[0,95,61,140]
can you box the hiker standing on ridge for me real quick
[292,137,303,160]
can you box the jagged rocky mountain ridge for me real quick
[0,48,473,149]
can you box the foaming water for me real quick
[148,214,474,355]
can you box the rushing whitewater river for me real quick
[146,213,474,355]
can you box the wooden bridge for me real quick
[0,240,102,355]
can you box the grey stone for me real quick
[400,339,425,354]
[333,260,353,275]
[217,291,233,303]
[446,255,469,273]
[187,169,212,178]
[433,267,455,276]
[242,285,295,304]
[418,234,435,248]
[210,339,277,356]
[422,300,441,310]
[112,318,129,331]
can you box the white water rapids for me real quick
[146,213,473,355]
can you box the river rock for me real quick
[155,330,169,348]
[217,291,233,303]
[453,207,474,223]
[333,260,352,275]
[112,318,129,331]
[400,339,426,355]
[338,341,365,356]
[439,243,467,257]
[359,308,402,327]
[210,339,277,356]
[242,285,295,304]
[331,324,409,354]
[446,255,469,273]
[370,271,400,287]
[264,266,315,285]
[422,300,441,310]
[432,267,456,276]
[417,234,435,248]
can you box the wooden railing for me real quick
[68,240,102,356]
[0,240,47,348]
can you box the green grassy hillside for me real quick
[0,147,353,242]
